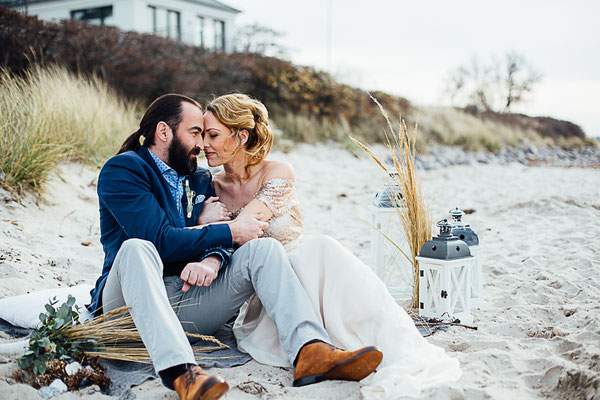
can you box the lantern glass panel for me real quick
[369,206,413,303]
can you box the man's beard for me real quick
[167,133,199,176]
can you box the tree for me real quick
[502,52,541,112]
[444,52,542,113]
[233,23,287,58]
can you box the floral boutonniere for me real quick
[185,180,196,218]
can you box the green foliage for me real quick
[17,296,96,375]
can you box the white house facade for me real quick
[9,0,240,51]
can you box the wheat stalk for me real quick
[351,95,432,309]
[59,306,228,364]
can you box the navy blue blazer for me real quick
[88,145,233,315]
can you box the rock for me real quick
[39,387,56,399]
[39,379,68,399]
[49,379,68,393]
[65,361,82,375]
[86,384,101,394]
[237,381,267,395]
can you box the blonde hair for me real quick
[206,93,273,173]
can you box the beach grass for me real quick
[415,106,545,152]
[271,105,568,154]
[0,65,138,190]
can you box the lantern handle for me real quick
[436,219,452,235]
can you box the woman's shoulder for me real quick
[261,160,295,182]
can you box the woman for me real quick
[202,93,462,399]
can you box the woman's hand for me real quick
[197,196,232,224]
[180,256,221,292]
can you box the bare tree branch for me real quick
[443,52,542,113]
[233,23,287,58]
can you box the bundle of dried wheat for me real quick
[62,305,228,364]
[351,95,432,309]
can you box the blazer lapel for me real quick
[137,146,184,227]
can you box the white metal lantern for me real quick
[416,220,475,324]
[369,180,413,303]
[449,207,485,309]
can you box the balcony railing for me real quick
[0,0,29,12]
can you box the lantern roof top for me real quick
[448,207,479,246]
[418,220,472,260]
[372,177,404,208]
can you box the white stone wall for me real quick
[26,0,238,51]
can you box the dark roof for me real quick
[7,0,240,13]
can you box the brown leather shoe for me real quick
[173,365,229,400]
[293,342,383,387]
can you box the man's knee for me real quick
[115,239,162,273]
[120,238,156,254]
[230,237,284,268]
[246,237,286,260]
[252,237,284,251]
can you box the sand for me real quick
[0,143,599,399]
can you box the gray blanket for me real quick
[0,318,251,399]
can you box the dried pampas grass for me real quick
[351,94,432,309]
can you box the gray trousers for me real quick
[102,237,329,372]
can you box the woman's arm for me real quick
[238,199,273,222]
[238,161,295,222]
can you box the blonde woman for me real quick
[202,93,462,398]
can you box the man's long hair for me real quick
[117,94,201,155]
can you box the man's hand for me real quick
[197,197,231,224]
[180,256,221,292]
[229,213,269,246]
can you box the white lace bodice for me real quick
[232,178,303,245]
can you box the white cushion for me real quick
[0,285,94,329]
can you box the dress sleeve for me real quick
[255,178,297,217]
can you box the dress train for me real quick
[233,235,461,399]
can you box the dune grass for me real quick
[414,107,546,152]
[0,65,138,190]
[271,105,564,154]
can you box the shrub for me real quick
[0,65,138,189]
[0,7,410,146]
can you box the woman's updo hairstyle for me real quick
[206,93,273,172]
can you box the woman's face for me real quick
[202,110,241,167]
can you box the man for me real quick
[90,94,382,400]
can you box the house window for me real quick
[71,6,113,25]
[199,18,225,51]
[148,5,157,33]
[147,5,181,41]
[215,20,225,51]
[167,10,181,41]
[204,17,215,49]
[197,16,205,47]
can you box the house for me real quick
[3,0,240,51]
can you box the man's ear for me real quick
[239,129,249,147]
[156,121,172,143]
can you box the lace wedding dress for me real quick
[232,178,462,399]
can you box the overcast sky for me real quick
[225,0,600,137]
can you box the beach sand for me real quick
[0,143,599,399]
